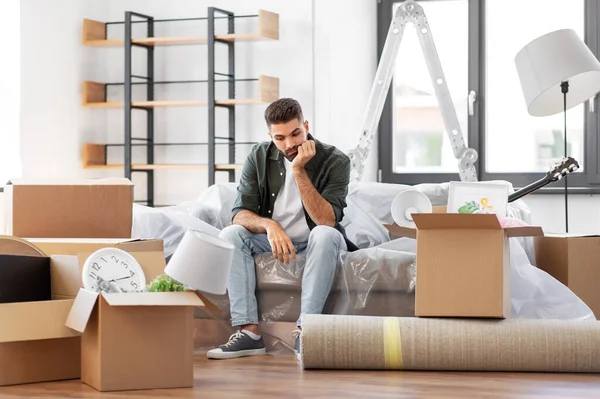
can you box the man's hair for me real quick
[264,98,304,128]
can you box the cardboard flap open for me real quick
[543,233,600,238]
[383,224,417,239]
[102,291,205,307]
[0,299,80,343]
[50,255,83,298]
[504,226,544,237]
[65,288,100,333]
[412,213,502,230]
[30,238,138,245]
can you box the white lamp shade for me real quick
[164,229,234,295]
[515,28,600,116]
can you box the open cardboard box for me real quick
[0,296,81,386]
[39,238,218,391]
[65,288,209,392]
[385,207,544,318]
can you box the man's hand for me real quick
[291,140,316,170]
[266,220,296,264]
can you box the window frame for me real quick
[377,0,600,194]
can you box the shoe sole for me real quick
[207,348,266,360]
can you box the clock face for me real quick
[82,248,147,293]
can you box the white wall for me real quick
[0,0,21,186]
[20,0,109,180]
[20,0,314,205]
[523,194,600,235]
[313,0,378,182]
[17,0,600,234]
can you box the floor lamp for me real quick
[515,29,600,233]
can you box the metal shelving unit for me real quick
[80,8,280,206]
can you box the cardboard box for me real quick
[0,254,82,386]
[4,178,133,238]
[534,234,600,319]
[66,289,206,392]
[386,213,543,318]
[27,238,164,257]
[42,239,167,299]
[0,299,81,386]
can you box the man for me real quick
[207,98,357,360]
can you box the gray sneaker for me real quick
[207,330,266,359]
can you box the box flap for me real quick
[50,255,83,298]
[542,233,600,238]
[0,299,80,343]
[383,224,416,239]
[101,291,205,307]
[504,226,544,237]
[65,288,100,333]
[6,178,133,186]
[28,238,139,244]
[412,213,502,230]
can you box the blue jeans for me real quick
[218,224,347,327]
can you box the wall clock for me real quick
[82,248,146,293]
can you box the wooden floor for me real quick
[2,352,600,398]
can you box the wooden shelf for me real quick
[82,143,242,170]
[82,10,279,47]
[82,76,278,108]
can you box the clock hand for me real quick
[110,276,132,282]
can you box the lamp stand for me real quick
[561,81,569,233]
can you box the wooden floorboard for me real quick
[1,352,600,398]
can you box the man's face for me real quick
[268,118,309,162]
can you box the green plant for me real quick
[146,274,186,292]
[458,201,481,214]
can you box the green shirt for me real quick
[232,134,358,252]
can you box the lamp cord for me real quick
[561,81,569,233]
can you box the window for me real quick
[378,0,600,192]
[0,0,21,191]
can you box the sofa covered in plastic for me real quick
[132,180,595,324]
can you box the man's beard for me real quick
[282,145,300,162]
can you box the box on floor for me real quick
[385,208,543,318]
[43,238,215,392]
[0,248,81,386]
[534,234,600,319]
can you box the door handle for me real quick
[468,90,477,116]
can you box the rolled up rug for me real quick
[300,314,600,373]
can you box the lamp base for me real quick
[561,81,569,233]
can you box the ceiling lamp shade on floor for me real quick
[165,230,234,295]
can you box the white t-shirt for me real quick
[271,159,311,243]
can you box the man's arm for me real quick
[230,148,296,263]
[292,168,336,227]
[292,140,351,227]
[232,209,274,234]
[233,211,296,264]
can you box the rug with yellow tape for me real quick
[300,314,600,373]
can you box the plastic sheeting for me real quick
[132,181,596,354]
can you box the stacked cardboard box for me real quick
[534,234,600,320]
[385,206,544,318]
[1,178,211,392]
